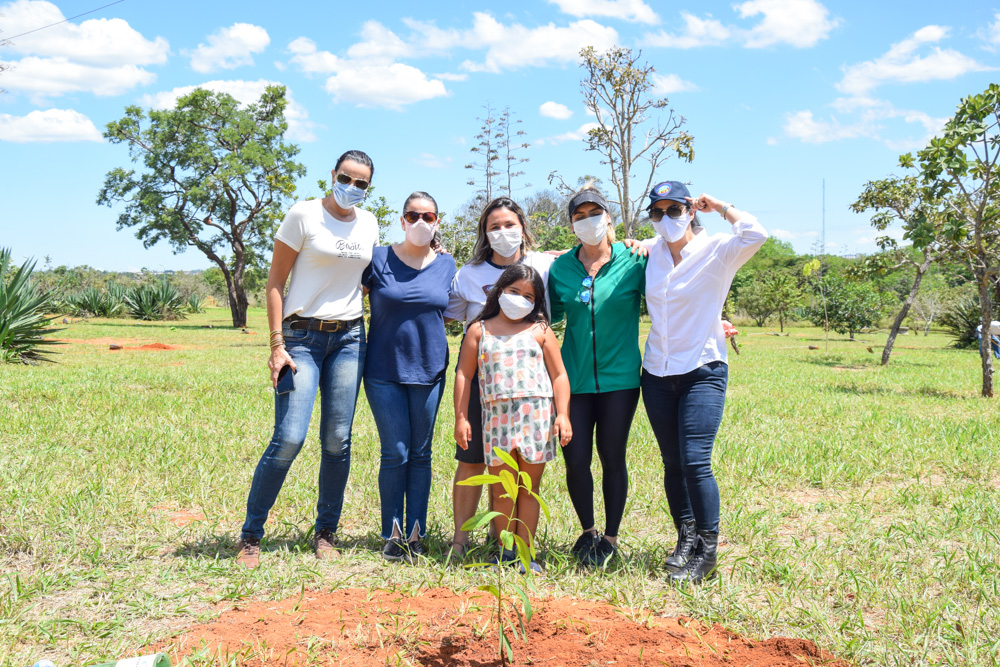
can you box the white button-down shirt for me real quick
[642,215,768,377]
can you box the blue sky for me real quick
[1,0,997,271]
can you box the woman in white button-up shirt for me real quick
[640,180,767,584]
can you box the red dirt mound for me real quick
[156,587,846,666]
[133,343,179,351]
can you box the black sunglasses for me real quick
[403,211,439,223]
[335,172,370,191]
[648,204,688,222]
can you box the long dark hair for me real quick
[470,197,536,265]
[474,264,548,326]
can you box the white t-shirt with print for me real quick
[275,199,378,321]
[444,251,556,328]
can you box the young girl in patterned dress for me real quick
[454,264,572,570]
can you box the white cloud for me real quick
[651,73,698,94]
[783,110,872,143]
[536,122,599,146]
[770,228,817,240]
[287,37,341,74]
[413,153,452,169]
[783,100,948,148]
[325,64,448,110]
[539,101,573,119]
[547,0,658,24]
[403,13,618,74]
[346,21,412,63]
[433,72,469,82]
[837,26,992,96]
[983,13,1000,50]
[2,0,168,65]
[643,12,731,48]
[0,0,167,100]
[0,57,156,99]
[185,23,270,73]
[736,0,838,48]
[140,80,318,142]
[0,108,102,142]
[643,0,835,49]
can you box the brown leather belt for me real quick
[284,315,362,333]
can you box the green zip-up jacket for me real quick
[548,242,647,394]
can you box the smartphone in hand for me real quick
[276,365,296,395]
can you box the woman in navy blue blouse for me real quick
[362,191,457,562]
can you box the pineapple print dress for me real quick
[478,325,559,467]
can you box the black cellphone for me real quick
[275,365,295,395]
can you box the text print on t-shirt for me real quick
[336,239,364,259]
[481,284,495,296]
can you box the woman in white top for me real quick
[443,197,556,558]
[640,180,767,584]
[236,150,379,569]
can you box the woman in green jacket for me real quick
[548,186,647,567]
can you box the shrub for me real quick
[125,278,185,321]
[940,292,994,349]
[186,294,207,314]
[0,248,62,363]
[66,283,127,318]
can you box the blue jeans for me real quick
[641,362,728,533]
[978,332,1000,359]
[364,376,445,540]
[241,321,366,540]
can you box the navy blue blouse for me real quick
[363,246,457,384]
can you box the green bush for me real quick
[66,283,127,318]
[0,248,62,363]
[125,278,185,321]
[186,293,207,314]
[940,292,994,349]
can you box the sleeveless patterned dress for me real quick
[478,325,558,466]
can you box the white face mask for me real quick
[498,292,534,320]
[572,213,608,246]
[332,181,366,209]
[487,227,523,258]
[651,209,691,243]
[404,220,436,246]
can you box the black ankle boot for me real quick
[665,520,697,571]
[668,530,718,585]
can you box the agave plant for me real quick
[125,278,185,320]
[0,247,63,363]
[940,292,994,349]
[186,293,207,314]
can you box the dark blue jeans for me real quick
[241,321,366,541]
[364,376,445,540]
[641,362,728,533]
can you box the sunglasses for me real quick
[335,172,370,191]
[649,204,688,222]
[579,275,594,304]
[403,211,439,223]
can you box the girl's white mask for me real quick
[498,292,534,320]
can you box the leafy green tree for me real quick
[808,275,894,340]
[850,175,949,365]
[766,271,803,332]
[577,46,694,239]
[98,86,305,328]
[902,83,1000,396]
[735,280,775,326]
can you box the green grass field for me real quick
[2,309,998,666]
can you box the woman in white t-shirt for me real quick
[236,150,379,569]
[443,197,557,558]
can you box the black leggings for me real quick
[561,388,640,537]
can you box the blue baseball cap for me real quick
[646,181,691,209]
